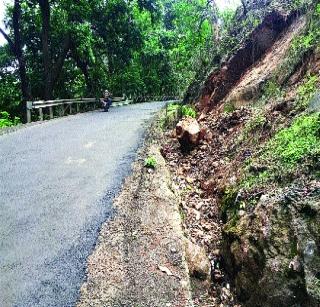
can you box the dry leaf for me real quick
[158,265,173,276]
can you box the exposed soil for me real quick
[197,11,299,111]
[162,109,248,307]
[224,15,306,107]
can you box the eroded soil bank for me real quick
[162,4,320,307]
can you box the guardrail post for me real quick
[39,108,43,121]
[76,103,80,113]
[49,106,53,119]
[26,101,32,123]
[69,104,72,114]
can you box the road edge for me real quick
[77,110,194,306]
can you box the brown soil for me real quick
[198,11,297,111]
[162,109,248,307]
[224,16,306,107]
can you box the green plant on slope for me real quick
[242,113,320,188]
[239,110,267,142]
[223,102,236,114]
[266,113,320,166]
[275,4,320,84]
[181,105,196,118]
[0,111,21,128]
[296,74,319,110]
[162,102,182,129]
[145,156,157,169]
[167,103,181,115]
[261,79,284,101]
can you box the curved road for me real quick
[0,102,164,307]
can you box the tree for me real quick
[0,0,30,119]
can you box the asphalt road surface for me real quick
[0,102,164,307]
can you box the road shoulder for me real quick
[77,114,193,307]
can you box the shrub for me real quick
[275,5,320,84]
[239,110,267,142]
[224,102,236,113]
[166,103,181,114]
[0,111,21,128]
[261,80,283,100]
[145,156,157,169]
[162,102,182,129]
[296,74,319,110]
[181,105,196,118]
[266,113,320,166]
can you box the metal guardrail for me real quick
[26,95,181,123]
[26,96,131,123]
[26,98,100,123]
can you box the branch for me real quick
[51,33,71,87]
[0,27,15,51]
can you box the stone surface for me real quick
[176,118,202,149]
[222,182,320,307]
[183,238,211,280]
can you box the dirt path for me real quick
[77,124,193,307]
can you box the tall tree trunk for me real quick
[38,0,71,99]
[39,0,52,100]
[51,34,71,91]
[241,0,248,16]
[0,0,31,122]
[13,1,31,105]
[71,48,92,95]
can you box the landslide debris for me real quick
[163,1,320,306]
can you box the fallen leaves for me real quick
[158,265,173,276]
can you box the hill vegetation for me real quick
[0,0,220,121]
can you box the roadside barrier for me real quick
[26,95,180,123]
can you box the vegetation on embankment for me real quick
[162,0,320,306]
[0,111,20,128]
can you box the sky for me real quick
[0,0,8,45]
[216,0,241,10]
[0,0,241,46]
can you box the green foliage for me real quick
[240,110,266,142]
[167,103,181,114]
[162,102,182,129]
[276,4,320,83]
[0,111,21,128]
[296,74,319,110]
[241,113,320,189]
[221,187,239,222]
[242,168,270,189]
[181,105,196,118]
[266,113,320,166]
[223,102,236,113]
[145,155,157,168]
[1,0,216,116]
[261,80,284,101]
[290,0,314,11]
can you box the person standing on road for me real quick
[101,90,112,112]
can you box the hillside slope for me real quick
[164,2,320,306]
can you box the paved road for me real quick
[0,102,164,307]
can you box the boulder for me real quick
[176,118,202,149]
[183,238,211,280]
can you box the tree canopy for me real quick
[0,0,219,119]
